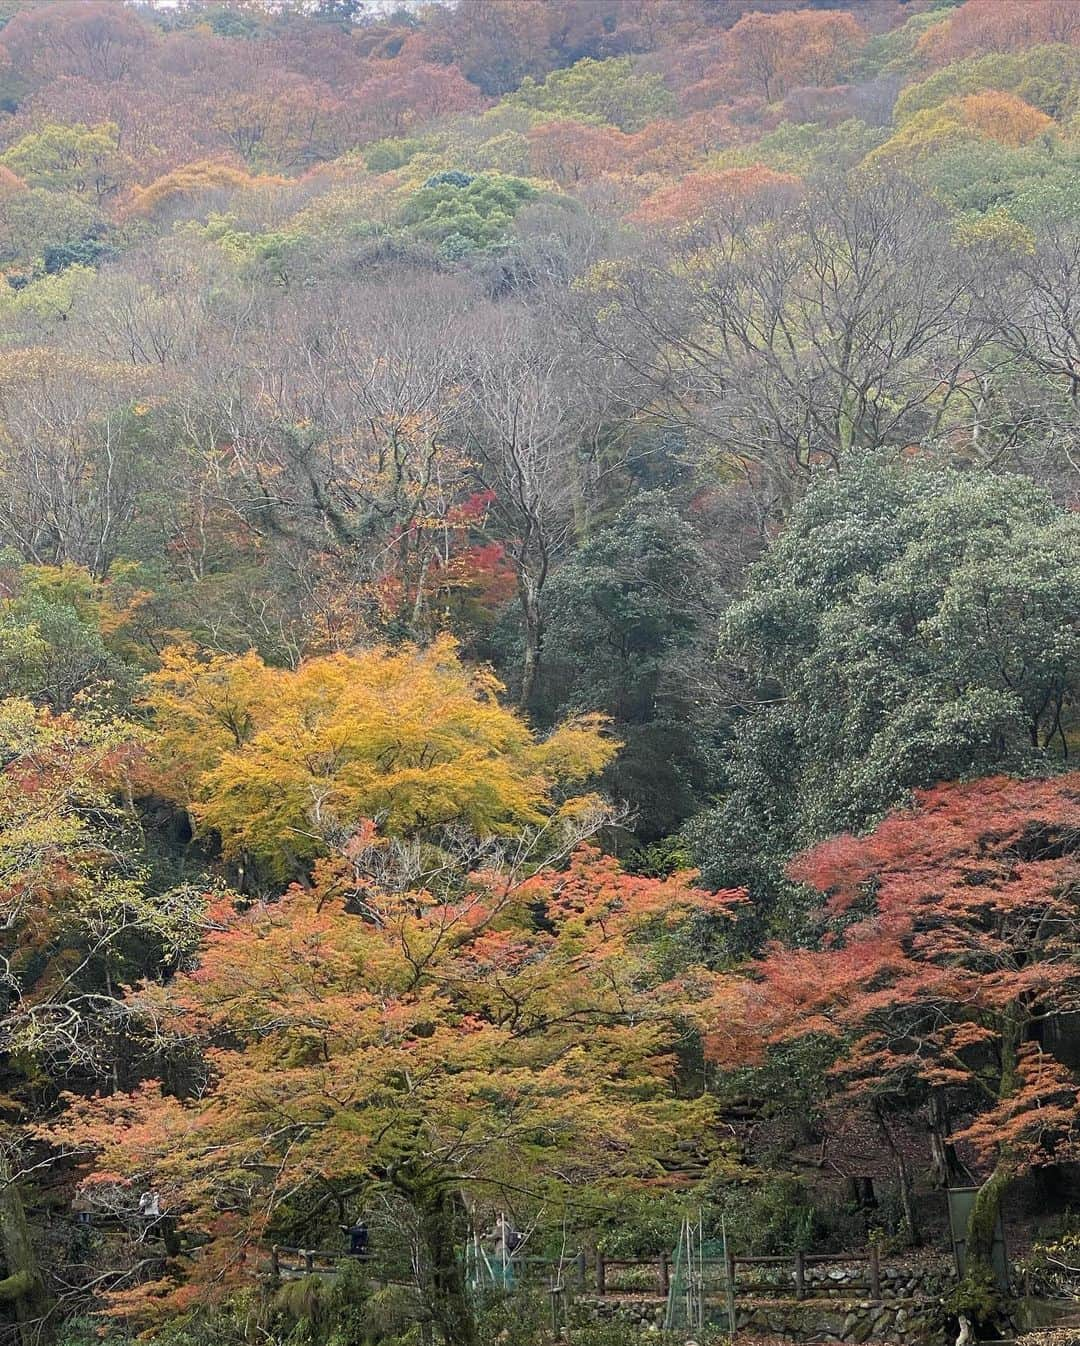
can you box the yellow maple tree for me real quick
[143,635,616,873]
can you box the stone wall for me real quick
[571,1297,666,1330]
[734,1297,943,1344]
[570,1296,944,1344]
[805,1263,950,1300]
[726,1261,948,1301]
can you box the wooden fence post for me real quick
[303,1249,315,1274]
[869,1245,881,1300]
[576,1251,587,1291]
[549,1282,564,1337]
[725,1247,737,1335]
[271,1246,281,1280]
[595,1251,606,1297]
[659,1254,670,1298]
[794,1250,806,1300]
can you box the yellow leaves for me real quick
[0,346,146,393]
[573,258,631,295]
[869,89,1057,168]
[144,634,616,874]
[953,207,1037,254]
[527,712,618,783]
[47,833,738,1319]
[139,643,275,805]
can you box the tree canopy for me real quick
[691,460,1080,913]
[0,0,1076,1339]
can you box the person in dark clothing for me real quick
[345,1219,369,1258]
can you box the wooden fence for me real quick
[269,1245,885,1302]
[583,1248,882,1301]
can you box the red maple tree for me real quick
[709,775,1080,1279]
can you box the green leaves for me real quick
[399,173,539,247]
[692,458,1080,919]
[507,57,675,133]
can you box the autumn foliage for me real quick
[711,776,1080,1175]
[51,843,740,1323]
[142,636,616,874]
[0,0,1079,1334]
[917,0,1080,68]
[723,9,867,103]
[632,164,801,227]
[126,160,288,219]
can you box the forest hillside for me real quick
[0,2,1076,1345]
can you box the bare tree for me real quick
[0,349,160,575]
[577,172,998,506]
[161,269,480,644]
[456,300,627,705]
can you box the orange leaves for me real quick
[41,1082,193,1206]
[125,159,288,219]
[953,1045,1080,1167]
[958,90,1056,145]
[631,164,800,228]
[916,0,1080,68]
[0,164,24,196]
[48,837,726,1318]
[349,61,484,139]
[871,88,1057,167]
[723,9,868,103]
[527,119,631,184]
[517,843,737,936]
[0,702,173,1027]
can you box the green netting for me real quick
[465,1236,517,1295]
[664,1225,733,1332]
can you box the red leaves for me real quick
[517,844,743,936]
[954,1044,1080,1168]
[712,774,1080,1175]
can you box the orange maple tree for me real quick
[527,118,629,184]
[723,9,867,103]
[957,89,1056,146]
[917,0,1080,68]
[631,164,801,228]
[50,839,742,1340]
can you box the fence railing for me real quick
[581,1249,883,1300]
[269,1246,420,1287]
[727,1249,882,1301]
[268,1244,886,1302]
[270,1246,350,1278]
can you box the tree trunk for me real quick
[964,1163,1008,1275]
[416,1186,476,1346]
[928,1091,968,1189]
[875,1108,920,1246]
[960,1009,1023,1302]
[0,1154,46,1344]
[518,571,543,708]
